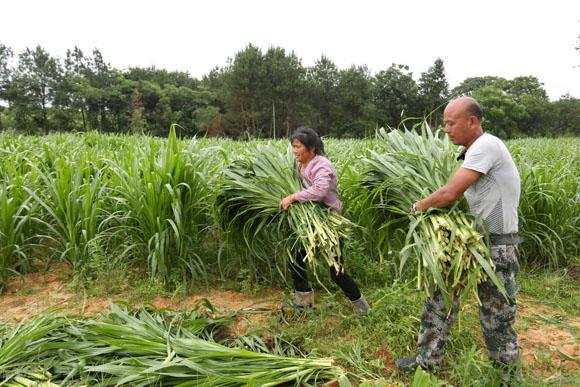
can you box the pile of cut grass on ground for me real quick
[0,301,348,386]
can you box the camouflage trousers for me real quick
[416,244,521,368]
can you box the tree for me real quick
[150,93,173,135]
[508,76,552,136]
[0,42,574,139]
[7,46,61,133]
[418,58,449,128]
[51,73,78,131]
[373,63,420,128]
[553,94,580,136]
[0,42,13,129]
[306,56,339,135]
[452,75,553,136]
[159,84,216,136]
[451,76,510,98]
[194,105,221,136]
[508,76,548,101]
[333,65,375,137]
[80,49,117,132]
[221,44,266,136]
[128,88,146,133]
[64,47,91,130]
[0,42,13,102]
[125,66,198,89]
[62,47,118,132]
[263,47,306,137]
[517,93,556,137]
[472,86,526,138]
[201,66,226,92]
[216,45,309,137]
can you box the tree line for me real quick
[1,42,579,138]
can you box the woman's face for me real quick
[291,139,315,164]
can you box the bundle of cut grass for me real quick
[217,144,352,275]
[0,303,348,386]
[353,125,505,308]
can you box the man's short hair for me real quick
[465,100,483,122]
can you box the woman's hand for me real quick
[279,194,297,210]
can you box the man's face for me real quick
[443,103,472,146]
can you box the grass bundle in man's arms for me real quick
[355,125,505,309]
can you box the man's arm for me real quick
[415,167,482,211]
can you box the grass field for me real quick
[0,130,578,385]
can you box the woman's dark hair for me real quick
[290,127,325,155]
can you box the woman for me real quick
[279,127,370,315]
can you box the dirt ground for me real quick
[0,268,286,338]
[1,268,578,381]
[518,301,579,378]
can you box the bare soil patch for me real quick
[0,268,283,336]
[516,297,579,378]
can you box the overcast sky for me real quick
[2,0,579,100]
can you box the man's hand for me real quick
[415,167,482,211]
[279,194,298,210]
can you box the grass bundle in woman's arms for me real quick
[353,125,505,308]
[217,145,352,274]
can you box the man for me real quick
[396,97,521,382]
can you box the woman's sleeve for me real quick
[295,163,333,202]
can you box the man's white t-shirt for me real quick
[461,133,520,234]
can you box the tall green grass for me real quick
[510,137,579,267]
[0,178,39,292]
[0,131,577,292]
[29,154,108,281]
[108,126,214,288]
[0,143,40,292]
